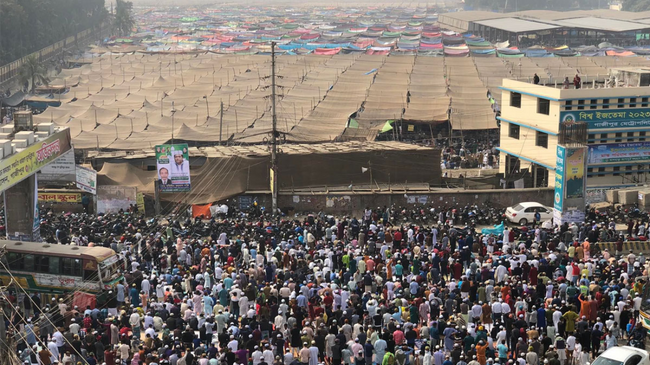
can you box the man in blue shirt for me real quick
[497,340,508,364]
[409,279,419,296]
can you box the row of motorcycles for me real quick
[591,204,649,224]
[374,204,506,226]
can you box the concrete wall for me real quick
[242,188,554,216]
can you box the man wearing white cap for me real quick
[170,147,189,181]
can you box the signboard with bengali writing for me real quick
[560,108,650,129]
[554,145,565,212]
[75,165,97,195]
[38,148,76,182]
[97,186,136,214]
[0,129,72,193]
[587,142,650,164]
[38,192,82,203]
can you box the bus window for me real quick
[35,256,49,273]
[24,255,34,271]
[7,252,23,270]
[84,269,98,281]
[49,256,60,275]
[62,258,82,277]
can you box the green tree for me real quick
[19,55,49,94]
[0,0,108,65]
[114,0,135,36]
[623,0,650,11]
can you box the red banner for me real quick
[192,204,212,219]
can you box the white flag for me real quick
[361,167,368,173]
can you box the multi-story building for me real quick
[498,75,650,201]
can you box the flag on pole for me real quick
[380,120,394,133]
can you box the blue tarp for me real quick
[278,43,351,50]
[471,49,495,54]
[524,49,550,57]
[481,222,504,236]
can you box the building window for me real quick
[598,167,606,172]
[600,133,608,143]
[626,165,633,175]
[510,92,521,108]
[641,131,647,141]
[614,166,621,176]
[588,133,595,142]
[603,99,609,109]
[587,167,593,173]
[565,100,572,111]
[615,132,623,142]
[537,98,550,115]
[577,99,585,110]
[536,131,548,148]
[643,97,649,107]
[509,124,520,139]
[618,98,625,108]
[590,99,597,110]
[631,97,637,108]
[628,132,635,142]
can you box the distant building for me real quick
[498,75,650,201]
[610,3,623,11]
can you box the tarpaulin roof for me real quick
[94,141,441,204]
[0,91,26,107]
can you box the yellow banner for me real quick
[641,310,650,330]
[0,129,71,192]
[270,168,275,194]
[38,192,81,203]
[136,192,145,213]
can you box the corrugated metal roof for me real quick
[442,9,650,22]
[438,11,507,22]
[473,17,561,33]
[88,141,437,159]
[549,16,650,32]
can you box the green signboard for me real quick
[560,108,650,129]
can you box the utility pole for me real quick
[171,101,176,145]
[154,179,161,216]
[219,101,223,144]
[0,248,7,360]
[271,42,278,216]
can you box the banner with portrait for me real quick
[155,144,191,192]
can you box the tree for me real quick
[0,0,108,65]
[114,0,135,37]
[623,0,650,11]
[19,55,49,94]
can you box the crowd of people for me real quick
[3,204,650,365]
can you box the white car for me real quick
[504,202,553,225]
[591,346,649,365]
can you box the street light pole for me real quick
[271,42,278,216]
[204,95,209,116]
